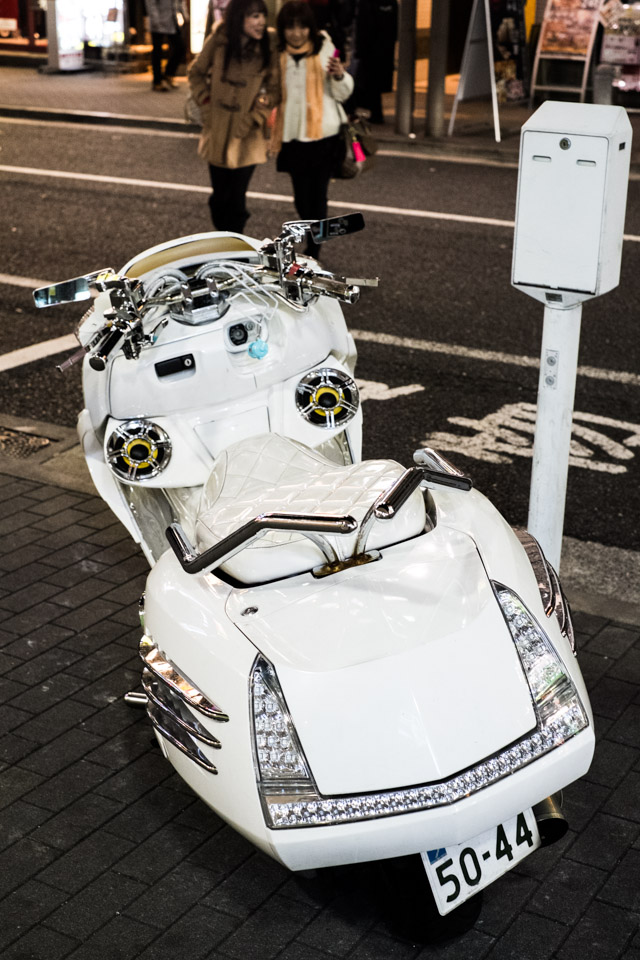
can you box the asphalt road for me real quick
[1,117,640,552]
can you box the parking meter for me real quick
[513,101,631,307]
[511,101,632,569]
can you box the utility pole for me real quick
[395,0,417,136]
[426,0,451,138]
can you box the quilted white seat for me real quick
[195,433,426,583]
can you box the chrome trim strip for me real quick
[142,669,221,748]
[514,529,555,616]
[166,512,358,575]
[548,564,576,654]
[147,703,218,774]
[139,637,229,721]
[514,529,576,653]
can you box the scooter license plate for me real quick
[421,808,541,916]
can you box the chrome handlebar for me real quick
[33,215,376,371]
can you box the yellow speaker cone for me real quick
[312,386,343,416]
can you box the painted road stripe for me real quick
[1,297,638,387]
[5,163,640,238]
[6,118,640,183]
[0,334,78,372]
[0,163,511,226]
[351,328,640,388]
[0,272,50,289]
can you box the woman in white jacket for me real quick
[271,1,354,258]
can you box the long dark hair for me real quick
[276,1,323,55]
[223,0,271,72]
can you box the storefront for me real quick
[0,0,128,55]
[0,0,46,52]
[0,0,281,58]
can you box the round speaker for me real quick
[295,368,359,429]
[106,420,171,482]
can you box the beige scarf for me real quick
[271,41,325,154]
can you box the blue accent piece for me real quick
[427,848,447,865]
[248,339,268,359]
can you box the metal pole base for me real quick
[527,302,582,571]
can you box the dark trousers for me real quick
[151,29,184,84]
[290,170,331,257]
[277,136,339,258]
[208,164,256,233]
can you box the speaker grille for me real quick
[295,369,359,429]
[106,420,171,482]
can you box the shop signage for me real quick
[538,0,602,60]
[0,0,19,32]
[601,33,640,64]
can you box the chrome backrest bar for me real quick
[166,512,358,575]
[374,461,472,522]
[412,447,473,492]
[355,458,472,556]
[373,467,426,520]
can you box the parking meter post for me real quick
[511,102,631,574]
[527,303,582,571]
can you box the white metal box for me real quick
[512,101,632,307]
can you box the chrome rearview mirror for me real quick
[309,213,365,244]
[33,269,116,308]
[34,276,91,308]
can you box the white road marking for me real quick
[351,328,640,388]
[0,115,200,139]
[2,273,640,386]
[0,272,50,289]
[424,401,640,474]
[4,163,640,237]
[357,378,425,401]
[0,334,78,372]
[4,117,640,183]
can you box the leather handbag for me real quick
[335,117,378,179]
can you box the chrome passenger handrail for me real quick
[166,512,358,575]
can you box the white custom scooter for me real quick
[35,216,594,928]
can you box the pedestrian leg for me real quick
[290,170,330,257]
[151,33,167,90]
[208,165,257,233]
[164,27,185,84]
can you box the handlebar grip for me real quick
[306,275,360,304]
[89,329,124,371]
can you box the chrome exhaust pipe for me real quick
[533,792,567,846]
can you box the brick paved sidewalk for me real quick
[1,469,640,960]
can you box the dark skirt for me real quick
[276,134,343,176]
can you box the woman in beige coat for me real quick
[188,0,279,233]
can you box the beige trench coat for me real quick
[188,24,279,169]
